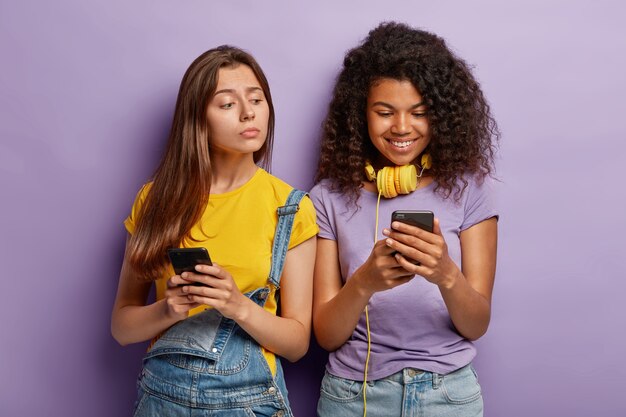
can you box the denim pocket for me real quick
[319,371,363,402]
[441,364,482,405]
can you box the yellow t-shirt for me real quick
[124,168,318,374]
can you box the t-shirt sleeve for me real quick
[288,195,319,249]
[123,183,151,235]
[309,183,337,241]
[460,175,499,231]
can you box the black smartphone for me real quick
[390,210,434,265]
[391,210,434,232]
[167,248,213,284]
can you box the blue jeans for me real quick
[133,352,291,417]
[317,363,483,417]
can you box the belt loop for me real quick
[432,372,442,390]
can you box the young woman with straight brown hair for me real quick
[111,45,317,416]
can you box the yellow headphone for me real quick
[364,153,432,198]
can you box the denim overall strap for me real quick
[268,188,306,288]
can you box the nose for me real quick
[390,113,410,136]
[240,102,255,122]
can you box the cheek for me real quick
[367,116,388,138]
[257,105,271,131]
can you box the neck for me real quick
[210,154,258,194]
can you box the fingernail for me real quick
[386,238,393,246]
[382,228,390,235]
[181,272,187,278]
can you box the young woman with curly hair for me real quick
[310,22,499,416]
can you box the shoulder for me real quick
[124,181,154,234]
[458,173,497,202]
[309,179,344,206]
[129,181,154,209]
[454,173,499,228]
[257,170,298,200]
[258,170,316,213]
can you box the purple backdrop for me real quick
[1,1,625,416]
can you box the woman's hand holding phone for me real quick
[353,239,416,295]
[384,215,459,289]
[179,264,249,321]
[164,274,202,321]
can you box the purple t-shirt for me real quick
[309,175,498,380]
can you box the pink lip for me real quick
[240,128,260,138]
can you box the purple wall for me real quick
[1,1,625,415]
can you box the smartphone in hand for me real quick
[167,247,213,286]
[390,210,434,265]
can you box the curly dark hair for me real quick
[315,22,499,203]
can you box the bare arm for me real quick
[312,238,414,351]
[386,217,498,340]
[110,236,200,346]
[182,236,316,362]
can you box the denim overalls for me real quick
[133,190,306,417]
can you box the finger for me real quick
[373,238,397,256]
[175,296,201,305]
[385,237,429,265]
[181,271,218,287]
[168,275,188,288]
[193,263,227,278]
[394,253,426,274]
[433,218,443,237]
[181,284,225,300]
[385,229,433,255]
[390,221,438,244]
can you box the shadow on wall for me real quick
[283,339,328,417]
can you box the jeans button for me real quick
[407,369,416,377]
[268,386,277,394]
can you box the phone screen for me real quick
[391,210,434,232]
[167,247,213,276]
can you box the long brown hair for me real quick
[128,46,275,280]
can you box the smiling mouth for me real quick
[387,139,416,148]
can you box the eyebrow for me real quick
[371,101,426,110]
[214,86,263,96]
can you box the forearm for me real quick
[234,297,310,362]
[313,271,373,352]
[439,268,491,340]
[111,299,180,346]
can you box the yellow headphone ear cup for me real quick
[376,167,386,196]
[364,162,377,181]
[376,166,396,198]
[393,166,401,195]
[373,165,419,198]
[386,167,398,198]
[398,165,417,194]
